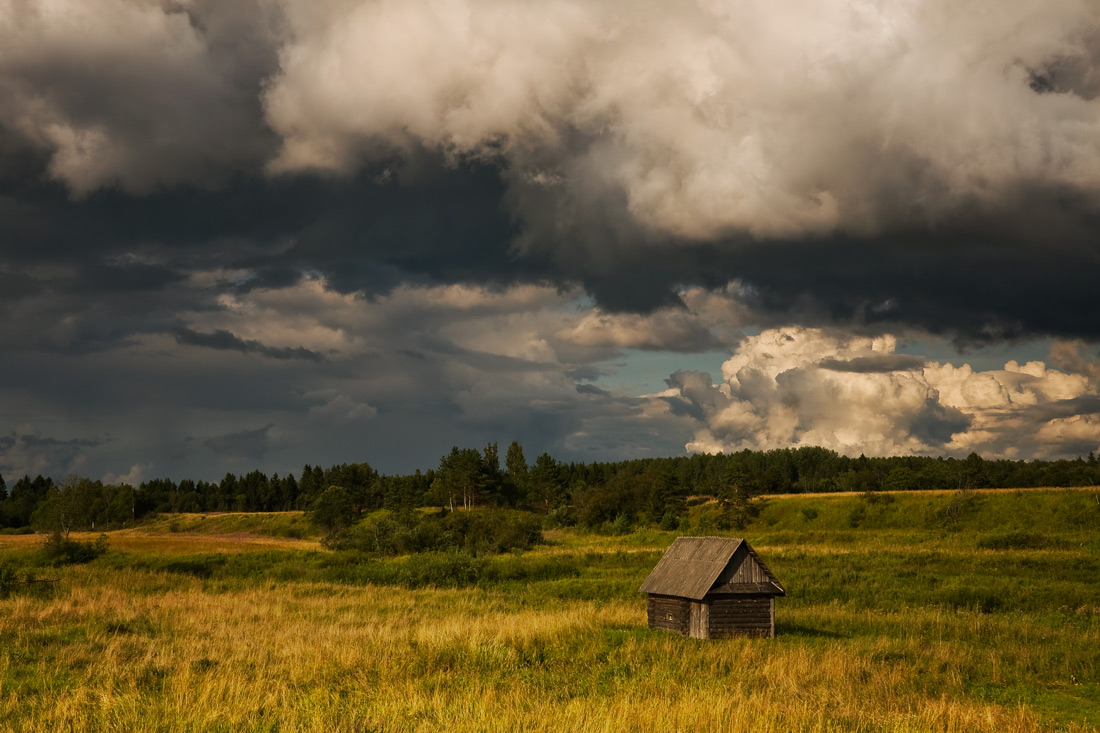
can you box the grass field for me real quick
[1,489,1098,731]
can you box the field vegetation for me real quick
[0,488,1098,731]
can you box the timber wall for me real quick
[707,595,774,638]
[647,595,690,635]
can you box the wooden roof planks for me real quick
[639,536,786,600]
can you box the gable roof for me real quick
[638,536,785,600]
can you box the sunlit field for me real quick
[2,489,1098,731]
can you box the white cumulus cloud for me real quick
[667,327,1100,459]
[264,0,1100,239]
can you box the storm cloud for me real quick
[1,0,1099,478]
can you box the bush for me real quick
[0,563,17,597]
[598,514,634,536]
[800,506,820,522]
[847,505,867,528]
[545,505,577,529]
[932,490,981,528]
[40,532,108,565]
[310,485,357,535]
[0,563,57,600]
[327,509,543,557]
[397,552,482,587]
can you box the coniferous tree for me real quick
[298,465,318,509]
[504,441,529,506]
[481,443,503,504]
[528,453,565,513]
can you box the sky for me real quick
[2,0,1100,484]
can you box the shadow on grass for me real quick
[776,622,846,639]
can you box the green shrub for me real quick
[310,485,357,535]
[545,505,578,529]
[0,563,18,597]
[932,490,981,529]
[800,506,820,522]
[40,532,108,565]
[847,505,867,528]
[598,514,634,536]
[327,509,543,557]
[396,552,482,588]
[0,563,58,599]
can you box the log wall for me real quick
[647,595,690,636]
[707,595,774,638]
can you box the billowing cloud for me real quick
[666,328,1100,459]
[265,0,1100,239]
[0,0,280,194]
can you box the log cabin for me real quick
[639,536,786,639]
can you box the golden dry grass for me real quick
[0,530,319,554]
[2,563,1094,732]
[3,490,1098,732]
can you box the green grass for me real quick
[140,510,318,539]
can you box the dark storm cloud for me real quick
[0,0,1094,344]
[1,0,1099,479]
[1011,396,1100,423]
[0,429,110,479]
[1,112,1098,349]
[711,193,1100,343]
[662,371,723,423]
[173,328,324,361]
[818,354,931,374]
[907,399,972,448]
[0,269,43,303]
[0,0,281,194]
[202,424,275,461]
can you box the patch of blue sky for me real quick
[596,348,733,396]
[592,334,1058,400]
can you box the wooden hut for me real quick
[639,536,786,639]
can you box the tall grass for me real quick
[1,489,1098,731]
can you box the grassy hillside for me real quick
[138,510,318,539]
[1,489,1097,731]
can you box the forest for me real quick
[4,443,1100,534]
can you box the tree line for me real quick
[3,445,1100,533]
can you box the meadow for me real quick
[1,488,1098,731]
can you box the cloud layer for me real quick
[266,0,1100,240]
[4,0,1098,237]
[1,1,1099,480]
[666,328,1100,459]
